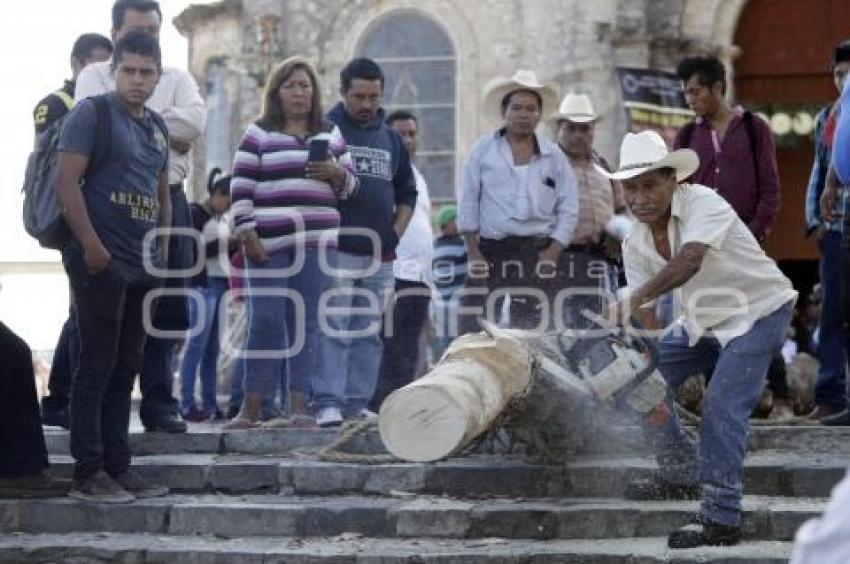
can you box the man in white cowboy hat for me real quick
[549,92,626,327]
[601,130,797,549]
[457,70,577,330]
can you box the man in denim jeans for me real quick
[314,59,417,427]
[804,40,850,423]
[603,131,797,548]
[56,32,171,503]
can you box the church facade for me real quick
[174,0,849,263]
[174,0,745,202]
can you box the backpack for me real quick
[678,110,761,180]
[22,94,112,250]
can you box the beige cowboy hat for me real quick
[482,69,558,126]
[547,92,601,125]
[594,130,699,182]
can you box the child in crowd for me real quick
[179,168,233,421]
[431,205,467,359]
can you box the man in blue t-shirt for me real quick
[55,31,171,503]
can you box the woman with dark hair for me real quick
[179,168,233,422]
[225,56,358,430]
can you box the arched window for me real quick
[357,11,456,200]
[204,59,231,176]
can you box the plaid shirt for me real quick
[805,104,850,233]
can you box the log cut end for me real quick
[379,386,467,462]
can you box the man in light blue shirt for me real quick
[819,40,850,426]
[458,70,577,330]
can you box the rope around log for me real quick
[293,419,400,464]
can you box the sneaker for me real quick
[820,408,850,426]
[623,474,701,501]
[69,471,134,503]
[143,413,188,433]
[181,406,207,423]
[111,468,168,498]
[316,406,343,428]
[347,408,377,421]
[668,516,741,549]
[225,405,240,420]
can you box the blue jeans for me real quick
[647,301,794,526]
[243,248,329,405]
[179,278,228,415]
[816,231,848,410]
[313,250,395,414]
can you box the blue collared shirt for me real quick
[805,104,850,233]
[458,129,578,245]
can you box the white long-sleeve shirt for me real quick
[75,62,206,185]
[458,129,578,246]
[394,165,433,284]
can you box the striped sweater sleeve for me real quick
[329,125,359,200]
[231,124,263,234]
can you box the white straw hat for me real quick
[594,130,699,182]
[548,92,601,125]
[482,70,558,126]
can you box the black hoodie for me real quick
[327,102,417,257]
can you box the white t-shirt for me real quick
[623,183,797,346]
[394,165,433,284]
[203,214,231,279]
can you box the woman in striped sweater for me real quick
[225,57,358,430]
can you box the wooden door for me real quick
[734,0,850,261]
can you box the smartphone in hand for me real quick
[307,139,329,162]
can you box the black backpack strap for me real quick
[87,94,113,176]
[742,110,760,181]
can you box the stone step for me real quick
[46,452,849,498]
[0,533,794,563]
[0,494,825,541]
[42,425,382,457]
[43,423,850,458]
[565,453,848,499]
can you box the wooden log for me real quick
[378,327,534,462]
[379,320,668,462]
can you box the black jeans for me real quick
[370,279,431,410]
[478,236,578,330]
[63,242,155,480]
[40,304,79,414]
[140,183,191,423]
[0,322,48,478]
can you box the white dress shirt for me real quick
[75,62,206,185]
[458,130,578,245]
[623,183,797,346]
